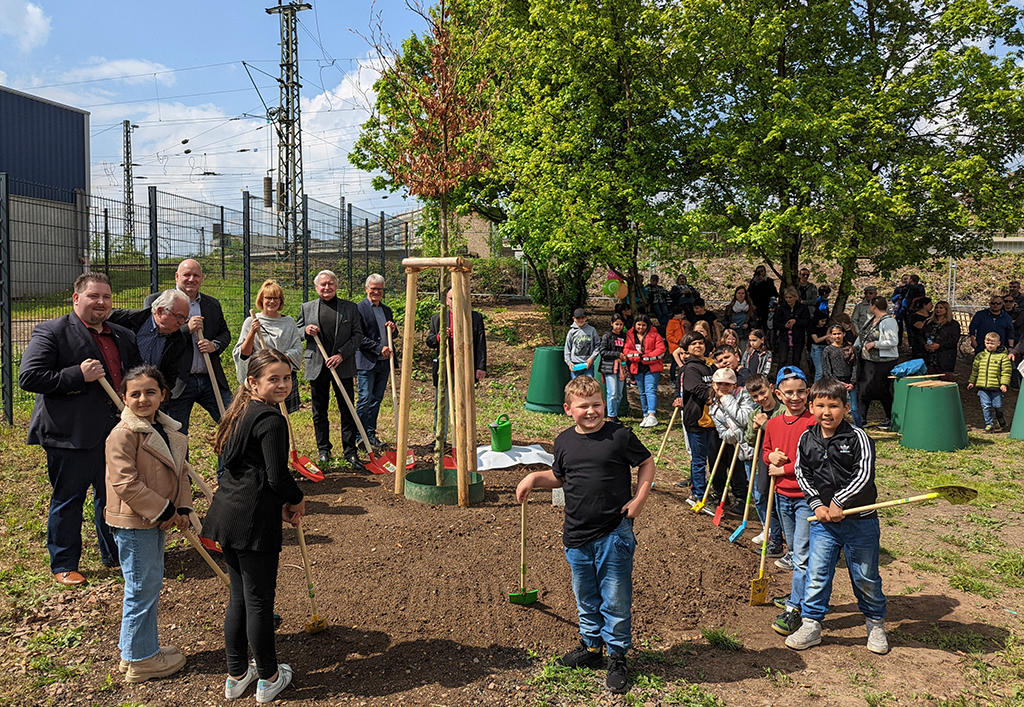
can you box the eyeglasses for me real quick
[779,389,808,398]
[990,301,1004,306]
[167,310,187,323]
[263,297,281,302]
[367,287,384,293]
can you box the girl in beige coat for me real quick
[105,365,192,683]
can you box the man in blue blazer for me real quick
[355,274,398,450]
[19,273,141,586]
[297,270,365,471]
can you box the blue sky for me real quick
[0,0,428,212]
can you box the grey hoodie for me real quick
[564,321,601,369]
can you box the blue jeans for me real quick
[564,517,636,654]
[750,460,784,544]
[977,389,1004,426]
[810,344,827,382]
[604,374,624,418]
[775,494,811,610]
[685,428,715,498]
[46,445,117,572]
[356,359,390,437]
[848,386,863,427]
[166,373,234,436]
[113,527,166,662]
[802,517,886,623]
[635,370,661,416]
[652,303,669,327]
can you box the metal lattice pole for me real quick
[122,121,135,246]
[266,1,310,287]
[0,173,12,425]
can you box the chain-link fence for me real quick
[0,173,424,423]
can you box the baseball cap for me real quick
[776,366,807,385]
[712,368,737,384]
[573,308,587,318]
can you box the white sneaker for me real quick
[225,662,257,699]
[752,532,765,545]
[785,618,822,650]
[256,663,293,704]
[866,618,889,654]
[640,414,657,428]
[774,553,795,571]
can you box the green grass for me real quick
[900,583,924,595]
[664,683,726,706]
[950,574,1001,598]
[700,627,742,651]
[939,530,1007,554]
[889,625,1001,654]
[864,690,897,706]
[526,657,600,705]
[991,551,1024,587]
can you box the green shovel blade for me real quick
[509,589,538,605]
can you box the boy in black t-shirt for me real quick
[516,376,655,695]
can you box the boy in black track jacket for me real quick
[786,378,888,655]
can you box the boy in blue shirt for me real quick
[517,376,655,694]
[787,377,887,654]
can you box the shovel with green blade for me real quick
[806,485,977,522]
[509,501,538,605]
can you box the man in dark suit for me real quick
[355,274,397,450]
[143,259,232,435]
[297,269,365,471]
[19,273,141,586]
[108,289,191,396]
[428,287,487,387]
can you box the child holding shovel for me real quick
[762,366,816,637]
[105,365,191,683]
[516,376,655,695]
[742,374,785,558]
[707,367,755,514]
[204,349,305,703]
[787,377,887,654]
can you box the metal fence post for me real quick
[405,221,410,260]
[302,194,310,303]
[220,205,226,279]
[243,191,252,319]
[364,218,370,284]
[103,208,110,276]
[379,211,386,276]
[148,187,159,294]
[347,203,353,295]
[0,173,12,424]
[338,194,345,277]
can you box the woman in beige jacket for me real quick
[105,365,193,684]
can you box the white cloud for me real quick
[0,0,52,52]
[59,57,177,86]
[0,68,8,85]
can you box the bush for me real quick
[472,257,522,295]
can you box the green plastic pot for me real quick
[404,468,485,506]
[899,382,969,452]
[1011,402,1024,441]
[524,346,572,414]
[890,375,936,432]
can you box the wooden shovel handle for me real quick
[740,428,764,524]
[183,527,229,587]
[520,501,528,590]
[312,333,374,458]
[198,326,226,417]
[99,377,124,410]
[806,492,939,522]
[759,473,778,579]
[296,522,320,618]
[655,408,678,464]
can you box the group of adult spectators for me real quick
[18,261,486,587]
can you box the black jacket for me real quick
[680,358,713,430]
[774,301,811,337]
[108,308,192,398]
[795,420,878,518]
[297,297,363,379]
[428,310,487,384]
[598,330,626,375]
[203,402,304,553]
[355,297,394,371]
[142,291,232,391]
[20,314,141,450]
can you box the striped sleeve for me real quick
[831,427,875,508]
[794,431,823,510]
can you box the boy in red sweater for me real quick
[762,366,816,637]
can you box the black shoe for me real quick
[345,452,368,473]
[772,609,802,636]
[995,412,1006,430]
[318,451,331,466]
[731,501,745,515]
[766,541,785,558]
[605,651,628,694]
[557,640,604,669]
[367,435,387,451]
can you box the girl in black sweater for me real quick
[204,349,304,703]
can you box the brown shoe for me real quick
[119,645,182,673]
[53,571,87,586]
[125,650,186,683]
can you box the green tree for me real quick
[676,0,1024,312]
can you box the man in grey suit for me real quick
[297,270,365,471]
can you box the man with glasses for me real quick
[1009,281,1023,309]
[109,289,193,398]
[797,268,817,310]
[355,274,398,450]
[1003,294,1024,389]
[850,286,878,335]
[968,293,1015,354]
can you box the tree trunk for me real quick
[833,234,860,316]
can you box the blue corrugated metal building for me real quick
[0,85,90,202]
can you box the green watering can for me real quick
[490,414,513,452]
